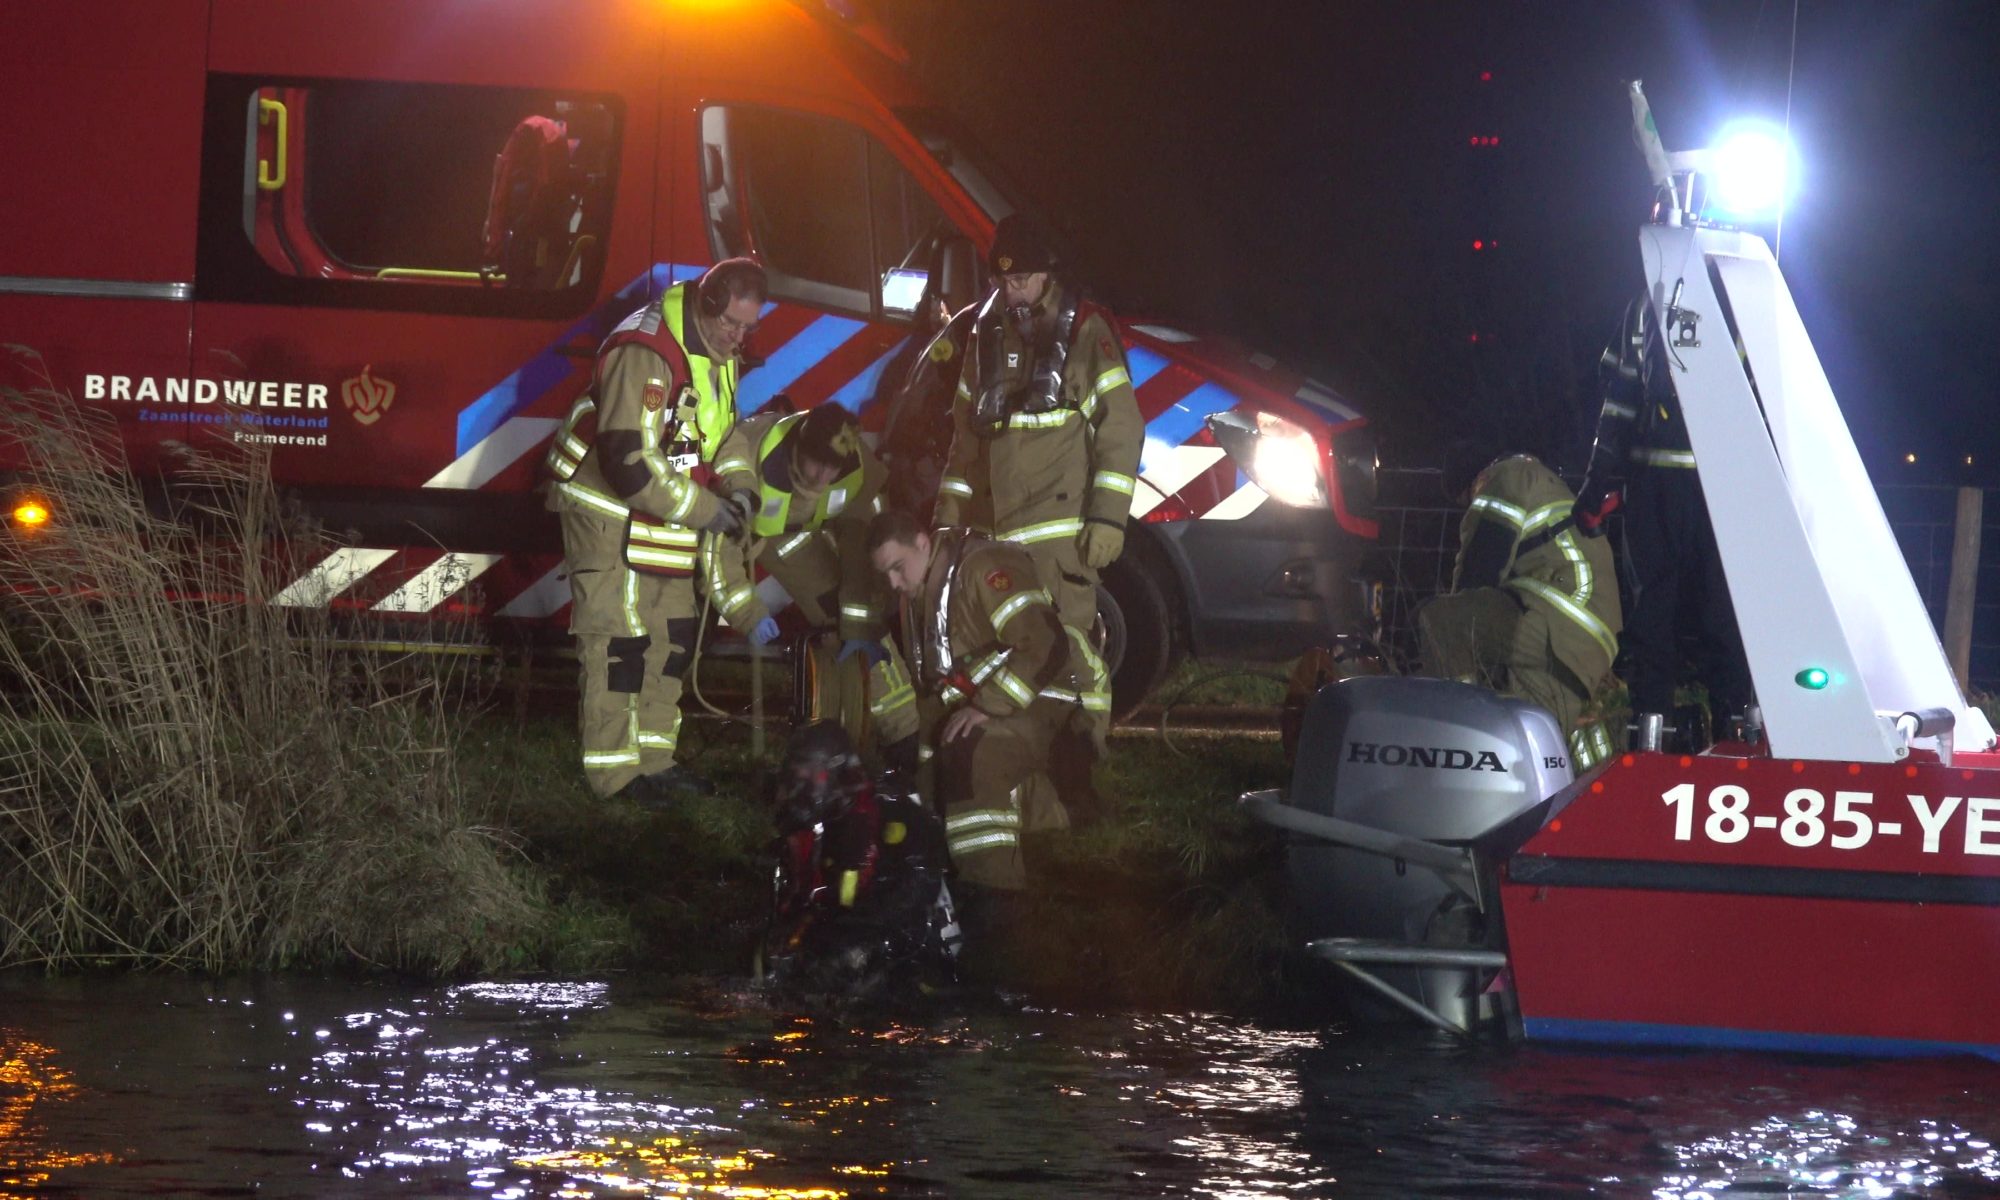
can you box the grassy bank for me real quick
[458,696,1294,1009]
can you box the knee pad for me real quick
[606,635,650,694]
[935,728,985,794]
[661,617,698,677]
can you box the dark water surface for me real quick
[2,974,1997,1198]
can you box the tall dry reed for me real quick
[0,352,542,973]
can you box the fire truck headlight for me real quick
[1208,410,1328,508]
[1251,413,1327,507]
[1709,124,1794,219]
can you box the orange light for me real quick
[12,499,50,528]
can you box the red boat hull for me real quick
[1502,748,2000,1057]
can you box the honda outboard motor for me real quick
[1280,676,1572,1031]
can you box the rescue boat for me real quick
[1248,84,2000,1059]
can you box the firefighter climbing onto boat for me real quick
[866,507,1086,975]
[544,258,767,807]
[931,215,1143,752]
[1574,294,1756,751]
[1418,446,1622,770]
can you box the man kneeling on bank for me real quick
[866,509,1087,973]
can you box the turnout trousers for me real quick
[562,508,699,798]
[1017,538,1113,749]
[932,699,1071,891]
[1418,588,1616,770]
[1621,468,1752,718]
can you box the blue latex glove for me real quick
[836,638,888,669]
[750,616,781,647]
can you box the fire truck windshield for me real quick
[895,107,1024,223]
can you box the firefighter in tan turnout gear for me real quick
[546,259,767,806]
[698,402,918,753]
[1417,451,1623,771]
[867,508,1086,967]
[932,215,1142,743]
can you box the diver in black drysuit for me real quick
[761,722,956,1007]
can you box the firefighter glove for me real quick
[836,638,888,669]
[750,616,781,647]
[1079,521,1125,569]
[702,501,744,537]
[1571,486,1623,537]
[728,489,759,534]
[932,494,961,528]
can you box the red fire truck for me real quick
[0,0,1379,708]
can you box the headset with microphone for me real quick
[697,257,768,316]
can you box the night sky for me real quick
[877,1,2000,484]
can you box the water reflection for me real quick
[1123,1015,1335,1197]
[1,975,1998,1196]
[292,982,878,1197]
[1297,1037,2000,1197]
[1653,1112,2000,1199]
[0,1033,115,1191]
[508,1138,850,1199]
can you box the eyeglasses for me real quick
[717,312,758,338]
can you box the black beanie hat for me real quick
[797,403,861,472]
[988,214,1057,275]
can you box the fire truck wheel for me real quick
[1098,551,1179,721]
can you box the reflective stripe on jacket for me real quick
[906,532,1082,722]
[553,283,741,577]
[1459,456,1623,674]
[937,284,1143,544]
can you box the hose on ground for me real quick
[1148,635,1400,758]
[1152,666,1289,759]
[686,585,757,727]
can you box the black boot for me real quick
[650,764,717,797]
[618,765,715,810]
[949,880,1026,989]
[1050,724,1108,829]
